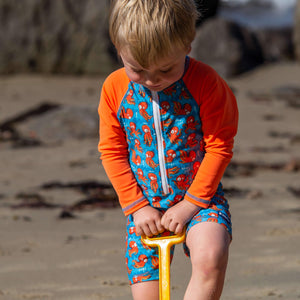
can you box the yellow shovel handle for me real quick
[141,230,186,300]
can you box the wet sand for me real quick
[0,62,300,299]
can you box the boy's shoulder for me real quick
[187,57,219,81]
[184,57,234,102]
[101,67,131,103]
[103,67,130,88]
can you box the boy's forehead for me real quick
[120,48,184,70]
[120,50,141,66]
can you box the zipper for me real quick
[151,91,169,195]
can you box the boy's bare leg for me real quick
[184,222,230,300]
[131,280,159,300]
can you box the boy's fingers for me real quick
[168,219,185,234]
[136,223,151,236]
[156,221,165,233]
[141,224,152,237]
[161,215,172,231]
[174,223,184,235]
[160,214,166,226]
[135,225,143,236]
[168,221,178,233]
[148,221,159,236]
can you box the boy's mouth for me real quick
[146,84,163,91]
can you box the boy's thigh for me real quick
[126,215,160,284]
[186,222,231,260]
[131,281,159,300]
[184,195,232,257]
[126,215,177,285]
[126,215,176,285]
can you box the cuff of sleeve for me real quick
[122,197,149,216]
[184,192,211,209]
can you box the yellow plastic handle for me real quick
[141,230,186,300]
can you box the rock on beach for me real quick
[0,0,298,77]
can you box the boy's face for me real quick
[120,46,191,92]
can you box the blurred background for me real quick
[0,0,299,77]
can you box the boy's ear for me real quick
[186,45,192,54]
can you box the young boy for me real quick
[98,0,238,299]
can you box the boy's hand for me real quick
[132,205,164,237]
[161,200,200,234]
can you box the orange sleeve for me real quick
[184,61,238,208]
[98,69,149,215]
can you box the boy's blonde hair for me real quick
[109,0,198,68]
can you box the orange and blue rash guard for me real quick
[98,57,238,216]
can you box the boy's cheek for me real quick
[125,70,142,83]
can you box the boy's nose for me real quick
[145,73,160,85]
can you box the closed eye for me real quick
[132,68,143,73]
[160,67,172,73]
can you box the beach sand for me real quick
[0,62,299,299]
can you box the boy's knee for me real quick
[190,244,228,275]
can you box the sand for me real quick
[0,62,299,300]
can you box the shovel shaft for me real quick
[141,230,186,300]
[158,242,171,300]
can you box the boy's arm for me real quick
[98,75,149,216]
[184,71,238,208]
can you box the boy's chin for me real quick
[147,86,163,92]
[146,83,169,92]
